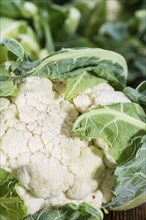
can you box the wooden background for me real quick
[104,203,146,220]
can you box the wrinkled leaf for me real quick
[105,136,146,210]
[65,72,106,100]
[0,64,18,97]
[0,80,18,97]
[2,39,24,60]
[24,202,103,220]
[0,17,40,59]
[0,64,10,78]
[124,81,146,108]
[0,44,8,63]
[15,48,128,90]
[0,168,28,220]
[136,81,146,95]
[73,103,146,164]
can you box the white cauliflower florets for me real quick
[73,94,92,113]
[0,77,116,215]
[17,186,44,214]
[73,82,130,113]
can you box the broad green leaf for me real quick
[0,44,8,63]
[105,136,146,210]
[15,48,128,90]
[0,168,28,220]
[65,72,106,100]
[2,39,24,60]
[136,81,146,95]
[124,82,146,108]
[0,18,26,39]
[0,64,9,78]
[0,18,40,59]
[73,103,146,164]
[24,202,103,220]
[0,64,18,97]
[0,80,18,97]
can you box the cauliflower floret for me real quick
[0,123,8,138]
[67,146,105,200]
[73,82,130,112]
[0,151,7,167]
[94,138,116,169]
[0,98,11,111]
[10,152,31,170]
[44,192,81,208]
[28,134,44,153]
[73,94,92,113]
[14,77,56,116]
[85,190,103,208]
[17,186,44,214]
[19,106,39,123]
[19,77,53,95]
[61,100,79,122]
[1,104,17,122]
[45,189,103,209]
[100,169,116,203]
[94,90,130,106]
[27,121,38,132]
[92,83,115,95]
[18,153,74,198]
[1,128,31,159]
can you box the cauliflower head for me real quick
[0,77,130,214]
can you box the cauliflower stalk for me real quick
[0,77,129,215]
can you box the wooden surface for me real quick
[104,203,146,220]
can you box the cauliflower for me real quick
[73,82,131,113]
[0,77,119,214]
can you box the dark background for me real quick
[104,203,146,220]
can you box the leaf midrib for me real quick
[0,197,21,203]
[27,48,127,78]
[74,108,146,130]
[65,72,86,99]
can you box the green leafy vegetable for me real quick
[124,81,146,108]
[0,17,40,59]
[73,103,146,164]
[136,81,146,95]
[0,0,30,19]
[15,48,128,90]
[0,64,18,97]
[1,0,145,86]
[24,202,103,220]
[105,136,146,210]
[1,39,24,60]
[65,72,106,100]
[0,80,18,97]
[0,168,28,220]
[0,44,8,64]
